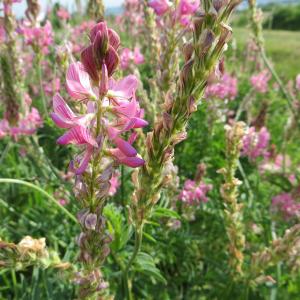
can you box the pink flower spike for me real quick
[66,62,96,100]
[57,126,97,147]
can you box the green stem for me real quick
[0,178,77,223]
[123,224,144,299]
[36,55,48,115]
[260,49,295,114]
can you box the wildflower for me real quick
[108,172,120,196]
[205,73,238,100]
[179,179,212,205]
[148,0,172,16]
[57,7,70,21]
[120,47,144,70]
[259,153,291,174]
[0,97,43,140]
[296,74,300,91]
[19,20,54,55]
[271,193,300,221]
[52,22,147,178]
[66,62,97,100]
[250,70,271,93]
[242,126,270,160]
[176,0,200,26]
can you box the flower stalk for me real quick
[125,0,242,292]
[218,121,246,278]
[248,0,295,114]
[87,0,105,21]
[50,21,148,299]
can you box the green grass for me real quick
[233,27,300,79]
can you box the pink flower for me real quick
[66,62,97,100]
[259,154,291,174]
[250,70,271,93]
[120,47,144,70]
[205,73,238,100]
[57,8,70,20]
[148,0,171,16]
[0,119,10,138]
[271,193,300,221]
[177,0,199,15]
[52,22,147,174]
[179,179,212,205]
[176,0,199,25]
[296,74,300,91]
[242,126,270,160]
[120,48,132,70]
[109,133,145,167]
[51,94,94,129]
[133,47,144,65]
[108,172,120,196]
[20,21,54,55]
[44,78,60,97]
[0,111,42,140]
[0,26,5,43]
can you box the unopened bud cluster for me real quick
[131,0,241,228]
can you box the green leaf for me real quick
[134,252,167,284]
[152,207,180,219]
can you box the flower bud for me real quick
[183,43,194,62]
[215,23,232,55]
[198,29,215,56]
[85,213,97,230]
[96,182,111,200]
[81,46,99,82]
[105,46,119,76]
[97,164,113,183]
[188,96,197,115]
[77,209,89,226]
[99,63,108,96]
[76,232,87,247]
[213,0,227,12]
[172,131,187,145]
[162,112,173,131]
[193,12,205,39]
[180,59,194,93]
[93,26,109,61]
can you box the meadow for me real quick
[1,0,300,299]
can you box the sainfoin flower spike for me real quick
[51,21,147,298]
